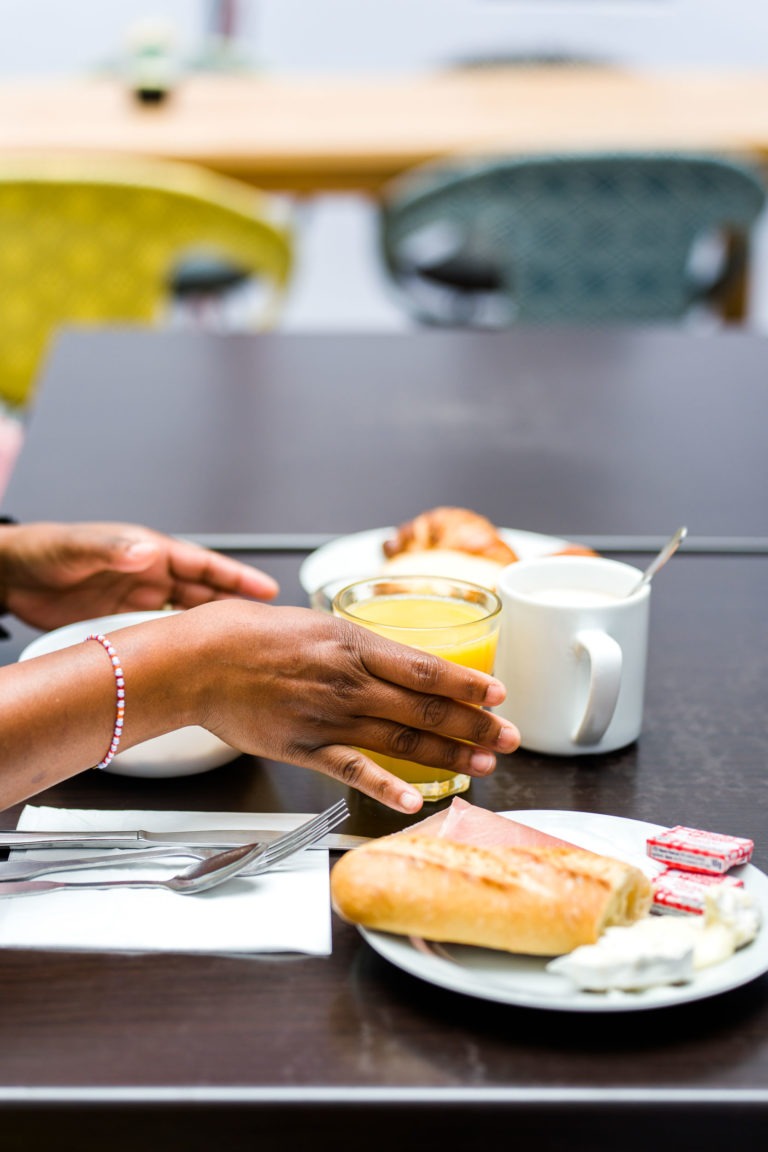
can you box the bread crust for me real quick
[331,834,652,956]
[381,548,505,591]
[383,507,518,566]
[381,507,601,577]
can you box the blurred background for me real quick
[4,1,767,76]
[1,0,766,332]
[1,0,768,492]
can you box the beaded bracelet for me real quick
[85,633,125,770]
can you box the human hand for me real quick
[163,601,520,813]
[0,521,278,631]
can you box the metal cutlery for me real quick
[0,799,350,897]
[0,846,254,883]
[628,525,687,595]
[0,833,371,883]
[0,826,369,852]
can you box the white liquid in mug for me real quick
[528,587,622,608]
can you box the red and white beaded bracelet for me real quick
[85,633,125,770]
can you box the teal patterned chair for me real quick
[378,153,767,326]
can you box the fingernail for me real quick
[124,541,157,558]
[469,750,496,774]
[497,724,520,753]
[399,790,422,813]
[483,680,506,707]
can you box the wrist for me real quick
[119,607,220,738]
[169,599,274,733]
[169,601,249,730]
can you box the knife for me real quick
[0,880,131,898]
[0,842,361,883]
[0,829,371,852]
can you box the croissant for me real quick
[383,506,518,566]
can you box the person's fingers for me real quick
[323,625,516,750]
[107,539,160,568]
[63,527,280,602]
[354,626,506,710]
[322,713,510,772]
[44,528,161,585]
[295,745,424,814]
[165,540,280,600]
[166,573,279,608]
[320,683,519,755]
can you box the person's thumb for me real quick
[98,536,160,572]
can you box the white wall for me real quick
[1,0,767,78]
[255,0,768,73]
[0,0,202,76]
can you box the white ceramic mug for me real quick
[494,556,650,755]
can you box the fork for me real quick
[0,799,349,898]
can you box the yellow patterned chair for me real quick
[0,154,294,409]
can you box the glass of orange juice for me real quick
[332,575,501,801]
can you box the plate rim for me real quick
[358,810,768,1013]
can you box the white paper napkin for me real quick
[0,807,333,955]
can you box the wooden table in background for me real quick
[3,67,768,193]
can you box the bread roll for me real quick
[331,834,652,957]
[381,548,505,591]
[383,507,518,566]
[379,507,599,590]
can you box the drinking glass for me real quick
[332,575,501,800]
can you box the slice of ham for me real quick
[400,796,578,851]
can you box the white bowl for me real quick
[18,611,239,778]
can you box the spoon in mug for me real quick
[629,526,687,596]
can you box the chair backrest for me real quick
[379,153,767,325]
[0,154,294,408]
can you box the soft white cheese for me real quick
[547,886,761,993]
[691,922,735,971]
[547,917,694,991]
[702,885,761,951]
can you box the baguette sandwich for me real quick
[331,833,652,957]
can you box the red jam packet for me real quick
[647,825,753,875]
[651,867,744,915]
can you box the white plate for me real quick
[299,526,569,601]
[359,811,768,1013]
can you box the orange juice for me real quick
[333,577,500,799]
[349,595,498,673]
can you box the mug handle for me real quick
[571,629,622,746]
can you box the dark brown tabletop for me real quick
[2,329,768,1151]
[5,326,768,544]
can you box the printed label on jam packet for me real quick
[646,825,754,875]
[651,868,744,915]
